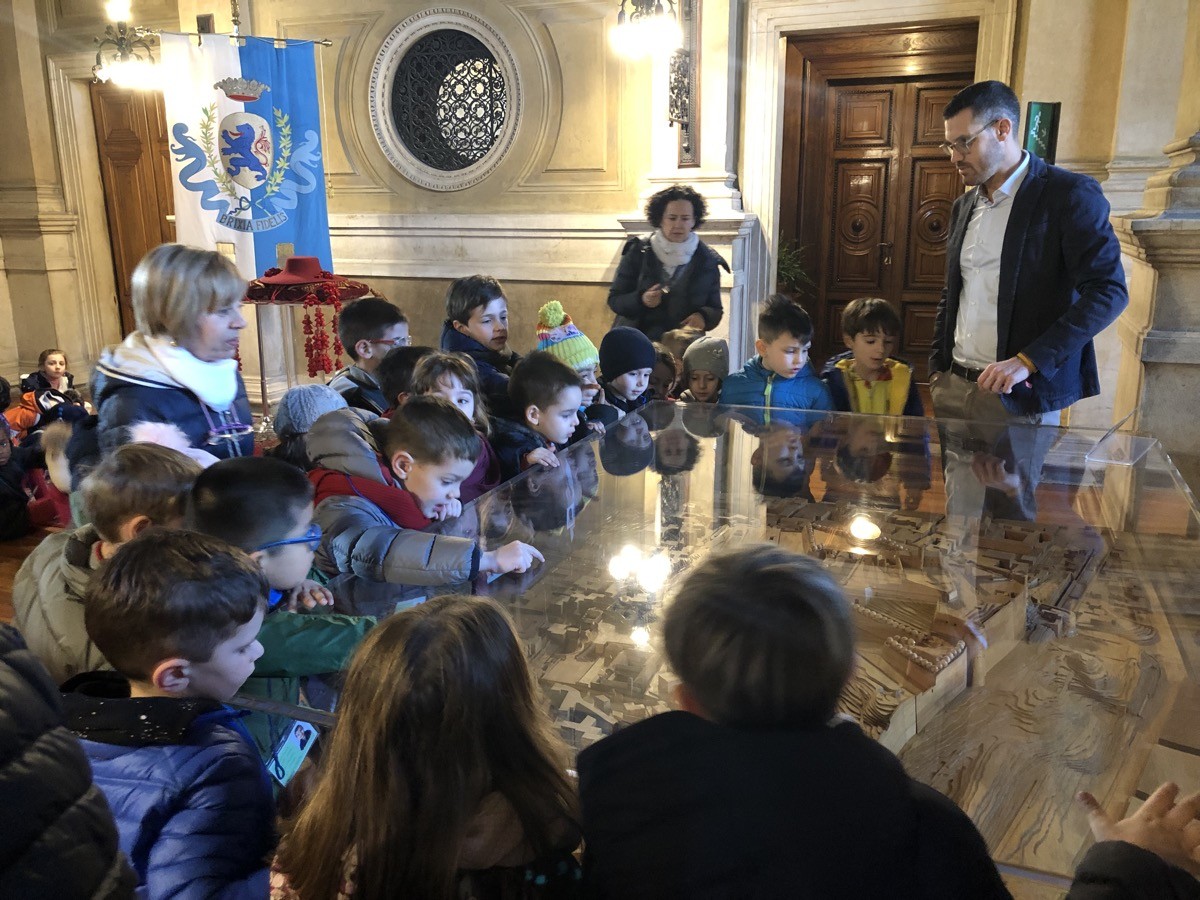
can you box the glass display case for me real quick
[250,402,1200,893]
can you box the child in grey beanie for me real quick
[679,336,729,403]
[268,384,348,470]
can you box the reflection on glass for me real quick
[298,403,1200,884]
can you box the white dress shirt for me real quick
[953,151,1030,369]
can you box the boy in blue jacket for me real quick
[62,529,275,898]
[820,296,924,416]
[440,275,522,417]
[720,294,832,424]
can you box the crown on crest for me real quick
[214,77,270,102]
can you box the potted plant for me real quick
[776,241,816,300]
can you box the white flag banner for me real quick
[159,32,331,278]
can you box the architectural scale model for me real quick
[494,493,1114,753]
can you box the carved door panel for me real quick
[91,82,175,335]
[896,84,963,380]
[814,79,965,380]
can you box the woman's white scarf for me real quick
[649,229,699,279]
[104,332,239,411]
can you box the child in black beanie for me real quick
[598,326,655,415]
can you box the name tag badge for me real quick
[269,720,318,787]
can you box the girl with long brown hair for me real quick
[270,596,581,899]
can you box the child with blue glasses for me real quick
[186,456,376,762]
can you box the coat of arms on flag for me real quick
[160,33,332,279]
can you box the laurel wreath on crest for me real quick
[198,104,239,202]
[264,108,293,199]
[197,103,293,203]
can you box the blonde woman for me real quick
[94,244,254,458]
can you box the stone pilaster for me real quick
[1112,131,1200,451]
[1102,0,1189,214]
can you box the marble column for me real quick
[1110,0,1200,453]
[0,0,73,376]
[1103,0,1189,214]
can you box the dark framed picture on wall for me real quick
[1023,101,1061,164]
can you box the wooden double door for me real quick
[783,26,978,379]
[90,81,175,335]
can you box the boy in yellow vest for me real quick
[820,297,924,417]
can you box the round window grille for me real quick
[393,31,507,171]
[370,12,521,191]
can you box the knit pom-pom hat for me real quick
[536,301,599,372]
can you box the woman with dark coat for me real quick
[94,244,254,459]
[607,184,729,342]
[0,624,136,898]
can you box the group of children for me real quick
[3,263,1195,898]
[308,276,924,493]
[11,522,1189,898]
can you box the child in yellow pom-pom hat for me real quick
[535,301,618,438]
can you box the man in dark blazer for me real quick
[929,80,1127,518]
[931,80,1127,419]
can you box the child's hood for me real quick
[306,407,392,483]
[440,320,518,366]
[491,413,552,450]
[61,670,231,747]
[459,792,538,870]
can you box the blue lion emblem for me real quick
[221,124,269,182]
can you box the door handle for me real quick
[878,241,893,266]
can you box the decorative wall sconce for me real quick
[666,0,698,166]
[93,0,159,89]
[610,0,682,58]
[610,0,697,166]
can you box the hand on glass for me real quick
[977,356,1031,394]
[525,447,559,469]
[480,540,545,575]
[680,313,706,331]
[284,579,334,611]
[1077,782,1200,877]
[642,284,664,308]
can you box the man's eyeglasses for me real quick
[371,336,411,349]
[256,523,323,553]
[939,118,999,157]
